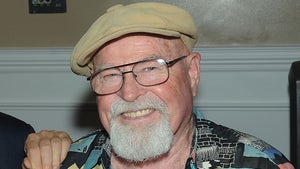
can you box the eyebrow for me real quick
[94,64,111,72]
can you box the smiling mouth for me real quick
[121,109,153,118]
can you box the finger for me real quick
[39,137,54,169]
[25,133,43,169]
[51,136,62,169]
[22,157,32,169]
[60,132,72,161]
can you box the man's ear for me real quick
[89,62,94,75]
[187,52,201,97]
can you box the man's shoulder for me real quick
[193,117,292,168]
[61,129,110,169]
[0,112,35,133]
[69,129,109,153]
[0,112,35,169]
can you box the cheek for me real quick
[163,71,192,103]
[96,96,114,133]
[160,73,194,131]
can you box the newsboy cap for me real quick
[71,2,198,77]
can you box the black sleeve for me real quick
[0,112,35,169]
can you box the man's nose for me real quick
[117,72,144,102]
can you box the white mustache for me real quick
[110,93,168,118]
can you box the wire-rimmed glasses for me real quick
[88,55,187,95]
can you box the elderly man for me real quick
[23,2,294,169]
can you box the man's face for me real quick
[92,34,200,161]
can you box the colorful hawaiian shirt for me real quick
[61,110,292,169]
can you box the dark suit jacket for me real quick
[0,112,35,169]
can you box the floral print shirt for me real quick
[61,111,294,169]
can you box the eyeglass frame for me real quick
[87,55,188,95]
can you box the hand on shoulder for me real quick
[22,130,72,169]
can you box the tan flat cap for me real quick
[71,2,198,77]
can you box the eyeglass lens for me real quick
[91,58,169,95]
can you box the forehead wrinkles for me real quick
[157,38,186,59]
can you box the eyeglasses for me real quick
[88,55,187,95]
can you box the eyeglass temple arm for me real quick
[166,55,187,67]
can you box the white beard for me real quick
[109,93,173,162]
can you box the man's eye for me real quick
[143,66,158,72]
[104,73,119,77]
[101,73,121,81]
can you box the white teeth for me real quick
[123,109,151,118]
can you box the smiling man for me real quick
[23,2,294,169]
[84,33,199,168]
